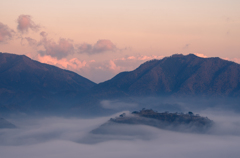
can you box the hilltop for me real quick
[92,109,213,134]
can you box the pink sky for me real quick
[0,0,240,83]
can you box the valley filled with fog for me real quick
[1,107,240,158]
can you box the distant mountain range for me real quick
[93,54,240,97]
[1,52,240,115]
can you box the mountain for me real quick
[92,109,213,134]
[1,52,240,115]
[92,54,240,97]
[0,52,96,114]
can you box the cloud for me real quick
[183,44,190,49]
[36,54,164,83]
[110,55,163,71]
[37,54,87,70]
[19,31,74,59]
[17,15,40,33]
[77,39,117,55]
[108,60,120,71]
[40,31,47,37]
[194,53,208,58]
[23,37,38,46]
[127,56,136,60]
[77,43,92,54]
[231,58,240,64]
[78,55,163,82]
[223,57,240,64]
[84,54,163,77]
[38,37,75,59]
[1,111,240,158]
[194,54,240,64]
[0,22,15,43]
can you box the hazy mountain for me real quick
[92,109,213,135]
[92,54,240,97]
[0,52,96,114]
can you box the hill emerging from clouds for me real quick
[92,54,240,97]
[91,109,213,136]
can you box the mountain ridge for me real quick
[0,52,96,114]
[92,53,240,97]
[1,52,240,115]
[0,52,96,92]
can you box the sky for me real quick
[0,0,240,83]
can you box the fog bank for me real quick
[0,111,240,158]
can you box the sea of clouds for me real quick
[1,110,240,158]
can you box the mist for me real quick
[99,96,240,115]
[1,108,240,158]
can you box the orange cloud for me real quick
[232,58,240,64]
[35,54,164,83]
[116,55,163,61]
[107,55,163,72]
[108,60,121,72]
[37,55,86,70]
[137,55,163,60]
[194,53,208,58]
[127,56,136,60]
[223,57,240,64]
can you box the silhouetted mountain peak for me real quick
[0,52,96,113]
[93,54,240,97]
